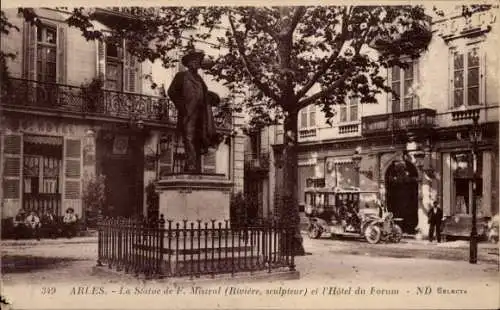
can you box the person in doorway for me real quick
[428,201,443,243]
[25,211,41,240]
[63,208,78,238]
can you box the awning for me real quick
[24,135,63,146]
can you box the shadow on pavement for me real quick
[2,255,83,273]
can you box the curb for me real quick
[1,237,98,247]
[92,266,300,285]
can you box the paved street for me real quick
[2,235,498,285]
[2,236,499,309]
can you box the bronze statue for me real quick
[167,49,221,173]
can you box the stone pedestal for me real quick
[156,174,233,224]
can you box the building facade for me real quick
[0,8,243,223]
[246,7,499,235]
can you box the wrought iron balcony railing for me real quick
[1,78,232,130]
[244,152,270,171]
[361,108,436,136]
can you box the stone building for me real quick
[0,8,243,223]
[245,7,499,235]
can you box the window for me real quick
[97,39,140,93]
[451,151,483,215]
[389,61,419,112]
[300,105,316,129]
[105,41,124,91]
[340,97,359,122]
[451,45,482,108]
[23,21,66,83]
[36,25,57,83]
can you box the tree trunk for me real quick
[279,109,306,256]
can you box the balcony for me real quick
[338,123,360,135]
[298,128,317,139]
[244,152,270,173]
[361,108,436,137]
[1,78,231,130]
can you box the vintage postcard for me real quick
[1,0,499,309]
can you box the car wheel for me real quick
[364,225,382,244]
[391,224,403,243]
[308,224,322,239]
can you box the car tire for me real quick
[308,224,322,239]
[364,225,382,244]
[391,224,403,243]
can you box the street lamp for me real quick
[455,107,482,264]
[352,146,363,187]
[469,110,481,264]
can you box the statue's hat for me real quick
[181,49,205,66]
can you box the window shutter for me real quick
[63,139,82,216]
[448,49,454,109]
[57,25,67,84]
[22,22,36,80]
[123,46,139,93]
[96,40,106,80]
[202,149,216,174]
[480,48,486,105]
[158,134,174,177]
[2,134,23,204]
[413,61,420,109]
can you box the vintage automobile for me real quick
[441,214,491,241]
[304,186,403,244]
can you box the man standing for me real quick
[167,49,220,173]
[428,201,443,243]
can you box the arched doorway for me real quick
[385,160,419,233]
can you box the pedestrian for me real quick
[428,201,443,243]
[63,208,78,238]
[25,211,41,240]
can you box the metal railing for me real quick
[97,216,296,279]
[1,78,232,129]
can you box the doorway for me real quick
[385,160,419,233]
[97,131,144,218]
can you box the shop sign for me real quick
[1,116,76,136]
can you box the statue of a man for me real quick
[167,49,221,173]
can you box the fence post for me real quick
[197,220,202,278]
[96,218,103,266]
[158,214,165,277]
[289,224,296,272]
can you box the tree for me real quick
[13,6,435,254]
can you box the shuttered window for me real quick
[64,139,81,199]
[2,135,23,199]
[23,22,66,83]
[97,39,141,93]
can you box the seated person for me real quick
[63,208,78,238]
[25,211,41,240]
[13,209,28,239]
[41,208,58,238]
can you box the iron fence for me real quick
[97,216,296,279]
